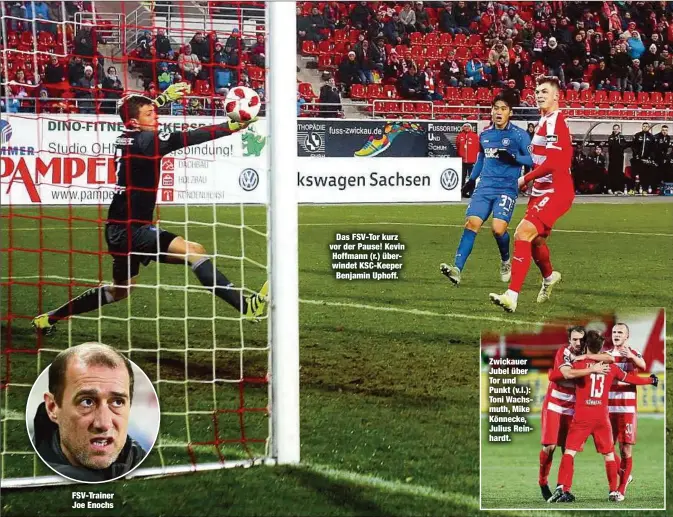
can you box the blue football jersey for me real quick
[469,122,533,193]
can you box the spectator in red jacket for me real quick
[251,34,266,67]
[456,124,479,185]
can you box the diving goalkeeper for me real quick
[33,83,267,334]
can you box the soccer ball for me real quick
[225,86,261,122]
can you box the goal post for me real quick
[268,1,300,465]
[0,0,299,488]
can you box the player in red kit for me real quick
[538,326,612,501]
[490,76,575,313]
[604,323,647,500]
[548,331,658,503]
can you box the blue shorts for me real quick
[465,189,517,223]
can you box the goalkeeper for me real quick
[440,92,532,286]
[33,83,267,334]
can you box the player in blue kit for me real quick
[440,92,532,286]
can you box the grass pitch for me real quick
[1,201,672,517]
[481,415,665,510]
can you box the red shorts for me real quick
[540,406,573,447]
[565,416,615,454]
[610,413,637,445]
[524,193,574,237]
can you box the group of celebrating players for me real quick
[441,75,574,314]
[538,324,658,503]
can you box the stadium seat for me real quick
[333,28,347,42]
[301,40,317,56]
[350,83,366,101]
[378,100,401,116]
[424,32,440,46]
[565,90,579,102]
[468,34,481,46]
[622,91,636,106]
[317,54,334,70]
[410,32,423,46]
[579,89,594,102]
[663,92,673,105]
[193,79,212,96]
[411,47,424,61]
[608,91,622,104]
[453,34,467,46]
[440,32,452,46]
[348,30,360,43]
[298,82,317,101]
[649,92,663,106]
[366,83,384,100]
[425,46,440,59]
[637,91,650,104]
[248,66,265,82]
[444,86,459,101]
[594,90,608,103]
[317,40,333,55]
[476,87,491,104]
[383,84,399,99]
[461,87,476,104]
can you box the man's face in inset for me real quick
[569,330,585,353]
[611,324,629,347]
[45,359,131,470]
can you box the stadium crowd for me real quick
[297,1,673,117]
[0,1,266,115]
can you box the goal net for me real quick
[0,0,298,487]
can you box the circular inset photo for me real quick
[26,343,160,483]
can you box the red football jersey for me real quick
[529,110,574,197]
[543,345,576,416]
[603,345,644,415]
[571,361,630,421]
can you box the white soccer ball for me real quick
[225,86,261,123]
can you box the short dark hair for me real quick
[48,343,135,406]
[567,325,586,342]
[118,94,154,124]
[613,322,630,336]
[536,75,561,89]
[662,125,668,129]
[492,90,519,109]
[585,330,605,354]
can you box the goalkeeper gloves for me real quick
[496,149,519,165]
[650,374,659,387]
[227,116,259,132]
[461,178,476,198]
[154,82,191,108]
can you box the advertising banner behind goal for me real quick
[297,157,463,203]
[0,115,269,205]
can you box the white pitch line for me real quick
[296,222,673,238]
[300,298,557,327]
[1,222,672,237]
[306,465,573,517]
[2,274,670,333]
[306,463,478,508]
